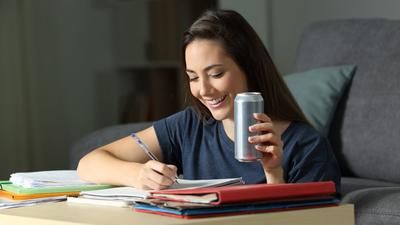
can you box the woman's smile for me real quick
[205,95,227,109]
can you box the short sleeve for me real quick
[153,108,199,175]
[286,136,341,193]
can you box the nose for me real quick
[199,77,212,96]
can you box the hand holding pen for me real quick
[131,133,179,189]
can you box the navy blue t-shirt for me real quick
[153,107,341,192]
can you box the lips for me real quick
[209,95,226,105]
[205,95,227,109]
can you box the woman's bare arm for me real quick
[77,126,177,189]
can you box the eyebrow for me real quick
[186,64,223,74]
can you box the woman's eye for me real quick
[210,72,224,78]
[189,77,198,82]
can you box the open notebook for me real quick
[70,177,244,206]
[10,170,93,188]
[2,171,111,197]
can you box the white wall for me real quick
[29,0,120,171]
[219,0,400,74]
[114,0,149,67]
[271,0,400,74]
[0,0,119,178]
[218,0,272,50]
[0,0,31,177]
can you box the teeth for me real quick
[209,96,225,105]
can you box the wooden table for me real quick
[0,202,354,225]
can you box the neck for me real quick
[222,118,235,140]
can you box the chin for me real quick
[210,110,230,121]
[211,115,225,121]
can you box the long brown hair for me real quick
[182,9,308,123]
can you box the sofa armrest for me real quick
[342,187,400,225]
[69,122,153,169]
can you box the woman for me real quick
[77,9,340,192]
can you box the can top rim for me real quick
[236,92,261,96]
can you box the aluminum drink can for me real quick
[234,92,264,162]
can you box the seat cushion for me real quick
[342,187,400,225]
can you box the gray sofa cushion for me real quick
[69,122,153,169]
[342,187,400,225]
[341,177,400,196]
[294,19,400,183]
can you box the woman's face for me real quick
[185,39,248,121]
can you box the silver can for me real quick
[234,92,264,162]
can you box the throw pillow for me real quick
[284,65,356,136]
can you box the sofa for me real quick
[293,18,400,225]
[70,19,400,225]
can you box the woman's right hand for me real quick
[133,160,178,190]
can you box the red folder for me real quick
[150,181,336,205]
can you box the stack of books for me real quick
[66,177,244,207]
[0,170,111,209]
[133,181,340,219]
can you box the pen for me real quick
[131,133,179,183]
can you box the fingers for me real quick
[249,113,274,133]
[141,178,167,190]
[253,113,271,122]
[247,113,283,168]
[248,132,280,146]
[256,144,283,171]
[255,144,282,157]
[147,160,178,179]
[139,161,178,190]
[249,133,283,156]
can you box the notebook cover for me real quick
[1,183,112,195]
[137,194,336,209]
[150,181,336,205]
[0,189,79,200]
[134,205,339,219]
[0,181,11,185]
[134,198,340,219]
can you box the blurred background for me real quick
[1,0,400,179]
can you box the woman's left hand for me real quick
[248,113,284,176]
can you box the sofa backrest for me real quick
[293,19,400,183]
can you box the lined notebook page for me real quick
[80,177,244,200]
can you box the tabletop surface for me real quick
[0,202,355,225]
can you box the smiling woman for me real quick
[77,9,341,193]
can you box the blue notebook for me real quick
[134,197,340,218]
